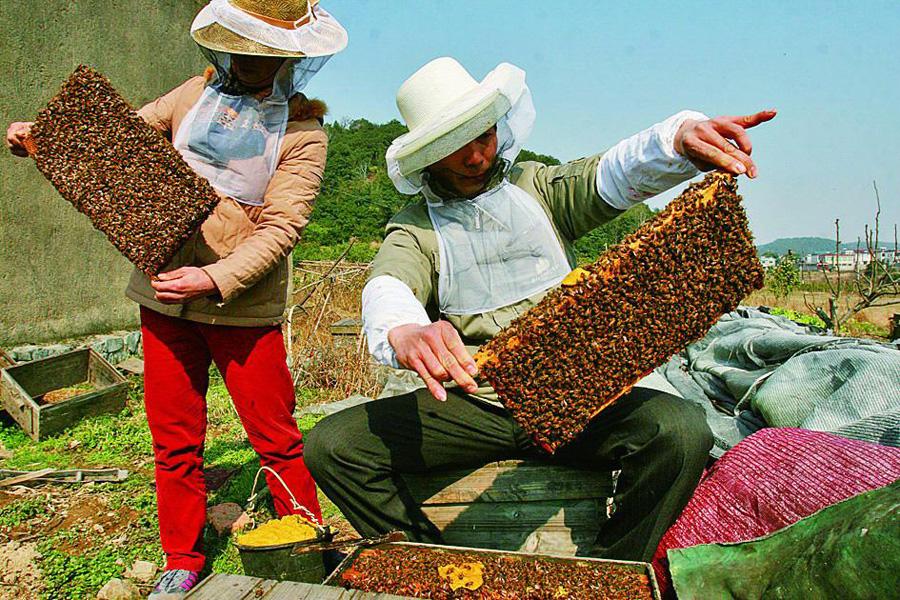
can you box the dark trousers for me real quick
[305,386,712,562]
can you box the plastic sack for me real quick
[651,428,900,597]
[668,479,899,599]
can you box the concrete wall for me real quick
[0,1,206,345]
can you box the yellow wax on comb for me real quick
[438,561,484,591]
[236,514,318,547]
[561,268,590,286]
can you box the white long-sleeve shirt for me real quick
[364,110,708,367]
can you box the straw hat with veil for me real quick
[192,0,347,58]
[172,0,347,206]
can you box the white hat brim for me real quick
[389,63,527,177]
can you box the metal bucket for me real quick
[236,526,333,583]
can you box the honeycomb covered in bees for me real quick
[27,65,219,275]
[475,172,764,453]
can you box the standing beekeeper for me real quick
[305,57,776,563]
[6,1,346,597]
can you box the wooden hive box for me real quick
[325,541,661,599]
[0,348,128,440]
[402,460,616,556]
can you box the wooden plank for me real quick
[0,348,15,369]
[330,318,363,336]
[0,468,55,488]
[262,581,341,599]
[88,349,129,387]
[186,574,264,599]
[403,460,614,504]
[0,468,129,484]
[261,580,394,599]
[423,499,605,555]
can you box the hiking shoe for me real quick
[148,569,200,599]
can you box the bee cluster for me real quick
[339,544,653,599]
[476,172,764,453]
[28,65,219,275]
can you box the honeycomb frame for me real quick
[475,172,765,453]
[27,65,220,275]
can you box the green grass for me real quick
[768,307,827,329]
[0,369,332,599]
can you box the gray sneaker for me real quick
[148,569,200,599]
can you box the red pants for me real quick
[141,306,321,572]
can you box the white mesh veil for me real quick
[200,48,331,100]
[192,0,348,56]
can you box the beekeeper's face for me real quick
[230,54,287,89]
[426,126,498,199]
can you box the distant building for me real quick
[760,256,777,270]
[802,247,899,272]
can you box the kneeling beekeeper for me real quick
[6,0,346,596]
[305,57,776,562]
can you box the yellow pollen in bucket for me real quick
[236,514,318,547]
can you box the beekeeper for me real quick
[8,1,345,597]
[305,57,776,563]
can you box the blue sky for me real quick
[307,0,899,245]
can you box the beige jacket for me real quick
[125,75,328,326]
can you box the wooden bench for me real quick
[402,460,616,556]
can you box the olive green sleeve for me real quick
[368,225,435,308]
[523,153,624,241]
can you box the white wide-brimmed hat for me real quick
[191,0,348,58]
[386,57,535,194]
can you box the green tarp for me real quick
[668,479,900,599]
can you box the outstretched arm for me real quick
[597,109,777,210]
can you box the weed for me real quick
[768,307,827,329]
[0,496,47,529]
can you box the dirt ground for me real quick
[0,539,42,599]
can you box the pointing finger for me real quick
[724,109,777,130]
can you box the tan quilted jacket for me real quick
[125,75,328,326]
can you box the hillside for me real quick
[758,237,895,256]
[296,119,654,262]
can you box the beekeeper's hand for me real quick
[388,321,479,401]
[675,110,777,178]
[151,266,219,304]
[6,122,34,157]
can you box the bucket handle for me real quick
[246,466,325,531]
